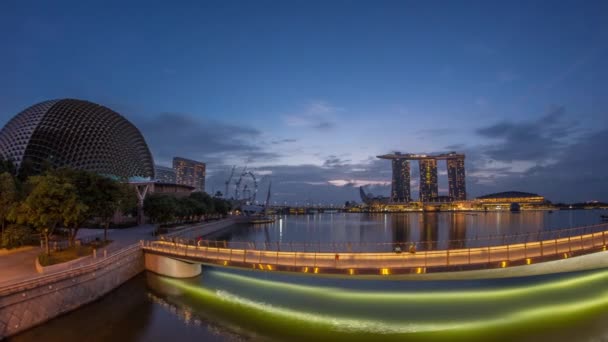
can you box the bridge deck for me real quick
[142,229,608,277]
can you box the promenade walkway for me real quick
[0,219,233,287]
[142,223,608,277]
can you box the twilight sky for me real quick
[1,0,607,204]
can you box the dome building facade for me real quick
[0,99,154,180]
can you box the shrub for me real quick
[1,224,34,249]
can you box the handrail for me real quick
[142,226,608,273]
[158,222,608,253]
[0,243,141,296]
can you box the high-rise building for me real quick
[419,159,438,202]
[154,165,176,184]
[447,156,466,200]
[173,157,206,192]
[378,151,466,204]
[390,159,411,203]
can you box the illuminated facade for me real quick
[0,99,154,180]
[475,191,546,208]
[173,157,206,192]
[419,159,438,202]
[447,156,466,200]
[391,159,411,202]
[154,165,176,183]
[378,152,466,203]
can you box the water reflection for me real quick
[211,211,608,252]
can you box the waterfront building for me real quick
[419,158,438,202]
[154,165,176,183]
[391,158,411,202]
[475,191,548,210]
[149,182,195,198]
[447,155,466,200]
[0,99,154,180]
[173,157,206,192]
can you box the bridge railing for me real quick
[157,222,608,253]
[142,224,608,272]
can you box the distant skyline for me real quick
[1,0,607,203]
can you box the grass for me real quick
[38,240,112,267]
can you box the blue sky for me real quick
[1,0,607,203]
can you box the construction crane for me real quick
[224,166,235,199]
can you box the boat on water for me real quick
[250,216,276,224]
[239,181,275,224]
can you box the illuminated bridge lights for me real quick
[348,268,355,275]
[526,258,532,265]
[563,253,569,259]
[415,267,426,274]
[380,268,391,276]
[501,261,508,268]
[314,267,320,274]
[302,267,309,273]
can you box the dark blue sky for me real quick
[1,0,607,203]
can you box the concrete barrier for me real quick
[144,253,201,278]
[0,244,144,339]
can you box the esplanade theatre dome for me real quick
[0,99,154,180]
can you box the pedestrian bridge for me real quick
[141,223,608,280]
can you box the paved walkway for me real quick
[0,220,233,286]
[0,247,41,286]
[0,225,156,286]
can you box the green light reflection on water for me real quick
[155,268,608,342]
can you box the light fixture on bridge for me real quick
[501,261,508,268]
[380,268,390,275]
[526,258,532,265]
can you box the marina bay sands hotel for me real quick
[377,152,466,203]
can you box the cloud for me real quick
[468,128,608,202]
[134,112,281,166]
[474,106,578,163]
[323,155,351,168]
[271,138,297,145]
[283,101,341,131]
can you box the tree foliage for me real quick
[10,174,88,255]
[1,224,33,249]
[144,194,178,224]
[0,172,19,234]
[144,191,231,225]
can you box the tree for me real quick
[0,172,18,238]
[1,224,33,249]
[190,192,214,216]
[11,174,87,255]
[143,194,177,225]
[0,158,17,176]
[213,197,230,216]
[117,183,138,218]
[89,176,126,242]
[51,169,98,245]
